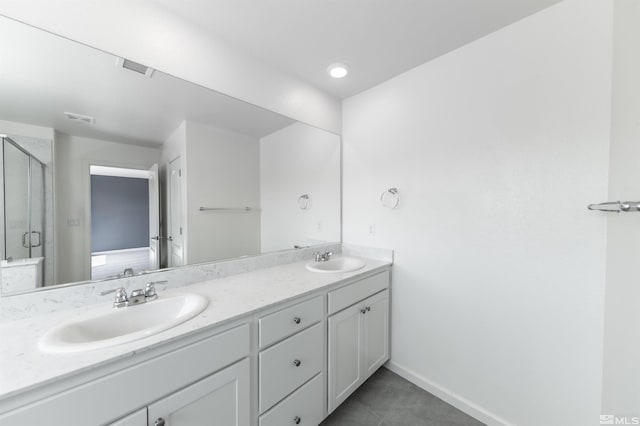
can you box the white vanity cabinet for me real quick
[0,264,392,426]
[327,272,390,413]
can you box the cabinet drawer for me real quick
[259,374,324,426]
[259,296,323,349]
[259,323,323,413]
[328,270,389,315]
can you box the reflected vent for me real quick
[116,57,154,78]
[64,112,95,124]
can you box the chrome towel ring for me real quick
[380,188,399,209]
[298,194,311,210]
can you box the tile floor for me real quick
[320,367,485,426]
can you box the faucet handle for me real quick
[101,287,128,308]
[145,281,162,300]
[101,287,127,297]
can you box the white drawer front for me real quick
[259,296,323,349]
[328,270,389,315]
[259,323,323,413]
[259,374,324,426]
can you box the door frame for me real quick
[166,155,185,268]
[83,159,156,281]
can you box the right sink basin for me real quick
[306,257,366,273]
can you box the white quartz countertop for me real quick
[0,257,390,403]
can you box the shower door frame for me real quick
[2,136,46,261]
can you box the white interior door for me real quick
[148,164,160,270]
[168,157,184,267]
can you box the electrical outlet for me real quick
[368,224,376,237]
[67,218,81,227]
[317,221,322,231]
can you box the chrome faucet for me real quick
[314,251,333,262]
[100,281,164,308]
[101,287,129,308]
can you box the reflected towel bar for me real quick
[199,207,260,212]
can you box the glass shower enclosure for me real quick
[1,136,46,287]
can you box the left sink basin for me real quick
[39,293,208,354]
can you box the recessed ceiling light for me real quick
[327,63,350,79]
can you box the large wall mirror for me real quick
[0,16,341,296]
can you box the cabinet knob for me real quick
[293,359,302,367]
[360,308,367,314]
[294,416,302,424]
[293,317,301,324]
[366,306,371,312]
[154,418,165,426]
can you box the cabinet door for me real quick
[108,409,147,426]
[328,303,364,413]
[363,290,389,378]
[147,358,250,426]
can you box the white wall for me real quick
[602,0,640,416]
[260,122,341,252]
[185,122,261,264]
[0,119,54,140]
[54,133,160,284]
[0,0,341,134]
[342,1,612,424]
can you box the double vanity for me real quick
[0,250,391,426]
[0,16,386,426]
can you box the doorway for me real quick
[89,165,159,280]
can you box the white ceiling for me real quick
[150,0,563,99]
[0,16,294,146]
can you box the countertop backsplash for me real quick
[0,244,342,322]
[0,243,393,322]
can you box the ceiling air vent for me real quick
[64,112,95,124]
[116,57,154,78]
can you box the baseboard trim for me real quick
[384,360,514,426]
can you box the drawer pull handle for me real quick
[293,359,302,367]
[155,418,165,426]
[294,416,302,424]
[360,308,367,314]
[293,317,301,324]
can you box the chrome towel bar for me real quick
[587,201,640,213]
[199,206,260,212]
